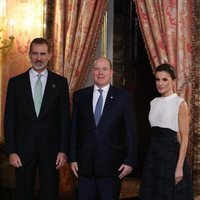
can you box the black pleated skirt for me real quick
[139,127,194,200]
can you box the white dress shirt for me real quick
[29,68,48,98]
[93,84,110,114]
[149,93,184,132]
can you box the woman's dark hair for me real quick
[155,63,176,80]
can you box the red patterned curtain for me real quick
[135,0,193,101]
[53,0,108,95]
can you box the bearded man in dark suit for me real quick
[69,57,137,200]
[4,37,70,200]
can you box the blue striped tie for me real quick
[94,89,103,125]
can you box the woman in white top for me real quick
[139,63,193,200]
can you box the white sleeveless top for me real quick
[149,93,184,132]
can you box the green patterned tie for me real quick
[34,74,42,116]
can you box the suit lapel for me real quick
[39,70,55,117]
[97,86,115,126]
[85,86,96,125]
[20,70,57,118]
[21,70,36,117]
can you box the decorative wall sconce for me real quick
[0,0,14,54]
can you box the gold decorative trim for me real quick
[101,11,107,57]
[191,0,200,196]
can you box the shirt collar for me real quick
[30,68,48,78]
[93,84,110,93]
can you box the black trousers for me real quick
[15,159,59,200]
[78,175,122,200]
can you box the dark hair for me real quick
[155,63,176,80]
[29,37,51,53]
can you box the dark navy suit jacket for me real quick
[69,85,137,176]
[4,69,70,166]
